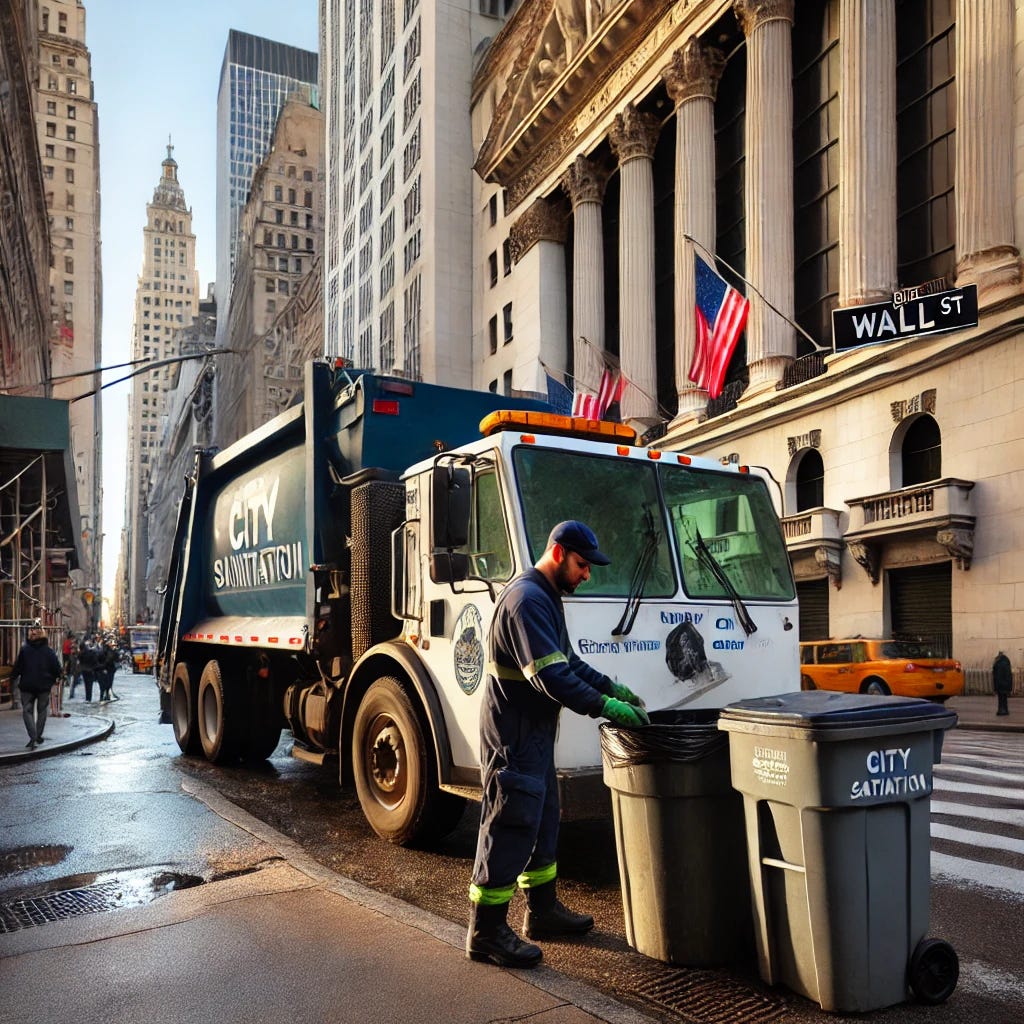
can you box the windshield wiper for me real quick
[691,529,758,636]
[612,507,659,637]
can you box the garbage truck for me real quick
[156,359,799,845]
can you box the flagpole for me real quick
[573,336,676,422]
[684,234,830,354]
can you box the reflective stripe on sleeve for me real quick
[524,650,568,679]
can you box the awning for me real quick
[0,394,83,571]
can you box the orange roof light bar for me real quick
[480,409,637,444]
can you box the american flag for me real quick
[689,253,749,400]
[573,367,626,420]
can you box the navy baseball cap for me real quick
[547,520,611,565]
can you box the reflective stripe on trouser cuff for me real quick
[469,883,516,906]
[517,862,557,889]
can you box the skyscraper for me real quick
[322,0,504,385]
[215,30,318,327]
[122,146,199,622]
[35,0,102,630]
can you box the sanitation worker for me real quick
[466,520,649,968]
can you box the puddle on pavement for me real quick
[0,845,72,877]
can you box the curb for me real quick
[0,716,115,765]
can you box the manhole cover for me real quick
[635,966,789,1023]
[0,868,204,934]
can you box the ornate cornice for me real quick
[510,196,568,263]
[609,104,660,163]
[664,37,725,106]
[734,0,795,36]
[561,155,610,206]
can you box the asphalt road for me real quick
[2,672,1021,1024]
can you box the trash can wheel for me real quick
[909,937,959,1005]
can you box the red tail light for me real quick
[372,398,400,415]
[905,662,918,672]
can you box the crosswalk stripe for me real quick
[930,800,1024,827]
[932,778,1024,799]
[934,763,1024,784]
[931,851,1024,896]
[931,822,1024,856]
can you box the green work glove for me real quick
[609,681,644,707]
[602,696,650,727]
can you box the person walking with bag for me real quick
[466,520,649,969]
[12,623,62,750]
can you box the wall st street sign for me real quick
[832,283,978,353]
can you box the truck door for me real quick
[417,463,514,772]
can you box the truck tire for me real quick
[197,660,242,764]
[243,675,282,762]
[352,676,466,846]
[171,662,201,755]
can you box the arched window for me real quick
[796,449,825,511]
[901,415,941,485]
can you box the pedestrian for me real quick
[993,651,1013,717]
[466,520,649,969]
[11,623,62,750]
[77,637,99,702]
[99,641,118,701]
[63,632,79,697]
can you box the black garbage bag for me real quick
[599,708,728,769]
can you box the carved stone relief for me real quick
[561,155,610,207]
[787,428,821,456]
[609,104,661,163]
[664,37,725,106]
[937,527,974,571]
[890,388,936,423]
[734,0,795,36]
[509,196,568,263]
[847,539,879,584]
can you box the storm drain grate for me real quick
[0,879,128,934]
[635,967,789,1024]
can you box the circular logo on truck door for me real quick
[453,604,485,695]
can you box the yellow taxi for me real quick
[799,638,964,701]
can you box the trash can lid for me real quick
[719,690,957,736]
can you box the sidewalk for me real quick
[0,694,1018,766]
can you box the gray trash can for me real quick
[718,691,958,1012]
[600,709,753,966]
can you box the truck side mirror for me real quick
[431,462,471,584]
[432,462,470,548]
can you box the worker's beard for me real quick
[554,560,579,594]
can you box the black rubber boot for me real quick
[466,902,543,968]
[523,880,594,939]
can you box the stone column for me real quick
[955,0,1022,301]
[664,38,725,421]
[735,0,795,395]
[839,0,897,306]
[561,156,610,403]
[609,104,661,427]
[509,196,568,395]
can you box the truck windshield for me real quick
[512,447,794,602]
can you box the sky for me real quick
[85,1,319,601]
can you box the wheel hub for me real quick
[369,722,404,796]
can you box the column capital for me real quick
[609,104,660,165]
[734,0,794,36]
[561,155,610,208]
[664,38,726,107]
[509,195,567,263]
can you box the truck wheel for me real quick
[171,663,201,755]
[243,676,282,762]
[197,660,241,764]
[862,677,891,696]
[352,676,465,846]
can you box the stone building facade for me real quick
[216,97,324,448]
[472,0,1023,692]
[122,146,200,623]
[35,0,102,629]
[1,0,50,396]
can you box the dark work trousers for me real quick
[997,691,1010,715]
[81,670,96,702]
[471,716,561,894]
[22,690,50,743]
